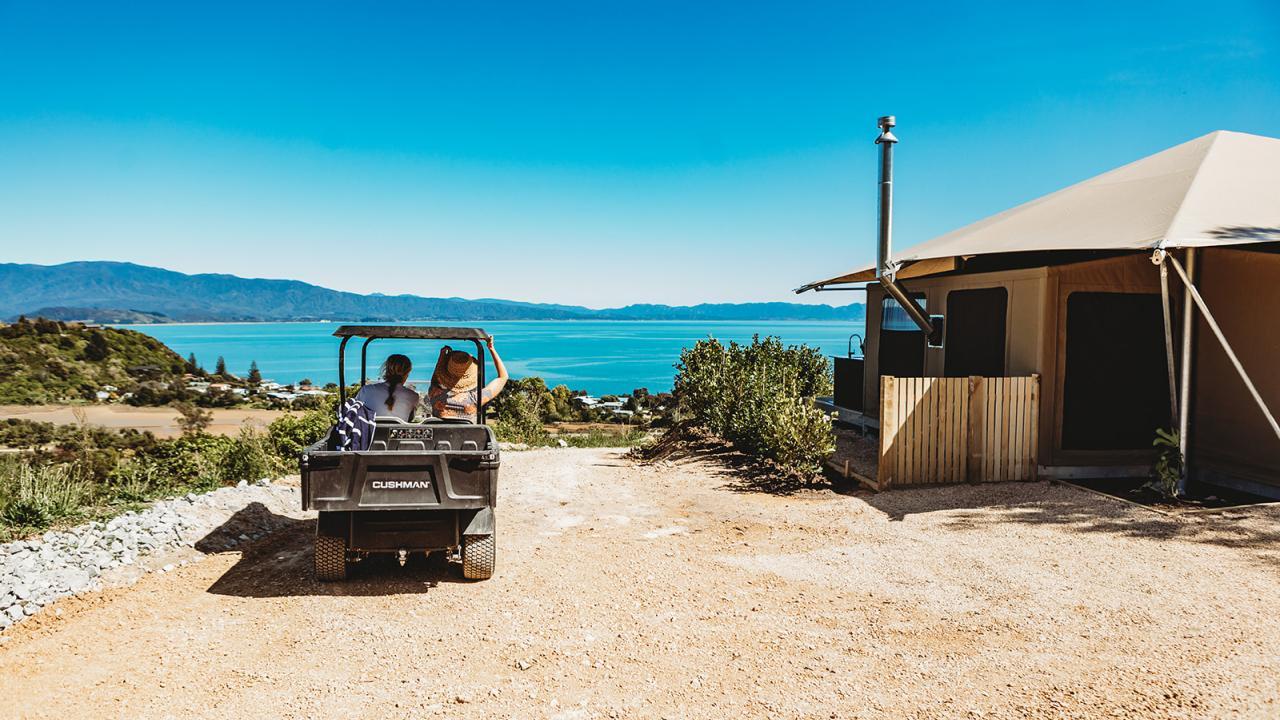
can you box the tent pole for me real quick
[1176,248,1195,495]
[1157,256,1178,424]
[1168,251,1280,452]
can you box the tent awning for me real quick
[797,130,1280,292]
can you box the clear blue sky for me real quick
[1,0,1277,306]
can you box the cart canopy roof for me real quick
[798,130,1280,291]
[332,325,488,340]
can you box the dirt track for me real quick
[2,448,1279,719]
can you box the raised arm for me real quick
[482,337,508,400]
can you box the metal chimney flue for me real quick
[873,115,940,344]
[875,115,898,280]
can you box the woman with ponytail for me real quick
[354,354,419,422]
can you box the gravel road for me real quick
[2,448,1278,719]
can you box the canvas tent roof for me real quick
[798,130,1280,291]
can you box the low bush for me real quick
[669,335,834,480]
[555,429,650,448]
[0,460,93,533]
[492,390,551,445]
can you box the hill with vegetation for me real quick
[1,261,864,323]
[0,318,187,404]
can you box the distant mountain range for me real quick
[1,262,865,324]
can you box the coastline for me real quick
[112,318,864,327]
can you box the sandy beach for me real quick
[0,404,287,439]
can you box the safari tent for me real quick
[799,129,1280,497]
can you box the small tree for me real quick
[186,353,199,374]
[215,356,228,377]
[84,331,110,361]
[248,361,262,385]
[172,400,214,436]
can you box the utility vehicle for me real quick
[300,326,499,581]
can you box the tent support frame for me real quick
[1157,257,1179,424]
[1163,251,1280,488]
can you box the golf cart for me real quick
[300,326,500,581]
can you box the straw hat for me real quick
[433,350,479,392]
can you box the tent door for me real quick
[1061,292,1173,450]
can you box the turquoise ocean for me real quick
[120,320,865,396]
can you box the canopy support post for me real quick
[1176,248,1196,495]
[1155,252,1179,424]
[1167,251,1280,481]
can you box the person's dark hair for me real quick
[380,354,413,411]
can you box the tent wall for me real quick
[861,266,1047,421]
[1189,248,1280,492]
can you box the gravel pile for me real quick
[0,479,302,631]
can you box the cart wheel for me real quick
[462,534,495,580]
[315,535,348,581]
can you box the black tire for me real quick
[314,534,347,581]
[462,534,495,580]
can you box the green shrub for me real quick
[267,405,334,460]
[141,433,236,491]
[218,425,284,484]
[492,390,551,445]
[1146,428,1182,499]
[0,461,92,531]
[671,335,834,478]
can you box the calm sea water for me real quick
[119,320,865,395]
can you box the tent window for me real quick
[944,287,1008,378]
[1062,292,1172,451]
[882,296,928,331]
[879,295,926,377]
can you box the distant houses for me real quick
[573,394,644,420]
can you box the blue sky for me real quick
[1,0,1277,306]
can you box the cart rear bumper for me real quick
[302,447,499,512]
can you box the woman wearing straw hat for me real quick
[423,337,509,420]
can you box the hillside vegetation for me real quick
[0,317,187,404]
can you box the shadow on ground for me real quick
[860,481,1280,567]
[197,503,474,599]
[632,423,825,496]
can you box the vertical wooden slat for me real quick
[999,378,1010,481]
[967,377,983,482]
[932,378,940,483]
[926,376,936,481]
[902,378,912,485]
[878,376,896,488]
[987,379,996,480]
[1019,377,1029,479]
[988,379,998,481]
[902,377,913,485]
[939,379,951,484]
[1029,374,1040,477]
[962,376,967,481]
[1010,377,1022,480]
[1020,376,1030,479]
[1024,376,1034,476]
[994,378,1004,481]
[910,377,921,484]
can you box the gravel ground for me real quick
[1,448,1278,719]
[0,480,303,629]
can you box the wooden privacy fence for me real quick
[878,375,1040,488]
